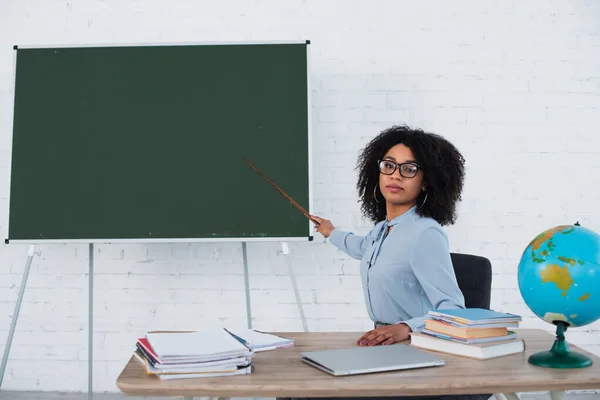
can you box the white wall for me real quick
[1,0,600,393]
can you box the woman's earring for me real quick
[418,192,428,209]
[373,184,383,203]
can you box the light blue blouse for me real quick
[328,206,465,332]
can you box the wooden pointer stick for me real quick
[242,157,320,226]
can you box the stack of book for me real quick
[134,330,255,380]
[409,308,525,360]
[133,328,295,380]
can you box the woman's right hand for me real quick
[311,215,335,238]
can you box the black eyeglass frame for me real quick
[377,159,421,178]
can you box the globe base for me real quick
[529,351,592,368]
[528,321,593,369]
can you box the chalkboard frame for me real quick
[5,40,314,244]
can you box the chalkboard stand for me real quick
[0,245,35,389]
[0,239,309,398]
[0,244,96,400]
[242,242,252,328]
[242,241,308,332]
[87,244,94,400]
[281,242,308,332]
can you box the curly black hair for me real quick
[356,125,465,226]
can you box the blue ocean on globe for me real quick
[518,224,600,327]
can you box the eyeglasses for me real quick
[377,159,420,178]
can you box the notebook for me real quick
[225,328,294,352]
[424,319,509,339]
[145,330,252,361]
[157,365,253,380]
[428,308,522,326]
[421,329,519,345]
[410,331,525,360]
[301,344,445,376]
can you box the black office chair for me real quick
[450,252,492,310]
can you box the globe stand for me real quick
[528,321,593,368]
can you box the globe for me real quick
[518,222,600,368]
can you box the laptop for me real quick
[301,343,445,376]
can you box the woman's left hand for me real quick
[357,323,412,346]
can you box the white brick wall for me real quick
[1,0,600,393]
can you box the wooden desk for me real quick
[117,329,600,398]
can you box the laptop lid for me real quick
[301,344,445,376]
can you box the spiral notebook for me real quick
[145,330,252,361]
[224,328,294,352]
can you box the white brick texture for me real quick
[1,0,600,393]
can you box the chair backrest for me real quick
[450,253,492,310]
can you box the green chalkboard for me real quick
[8,42,312,242]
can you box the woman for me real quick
[289,126,491,400]
[312,124,467,346]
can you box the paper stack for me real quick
[410,308,525,360]
[134,330,254,380]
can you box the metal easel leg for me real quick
[88,243,94,400]
[0,244,36,388]
[282,242,308,332]
[502,393,520,400]
[242,242,252,329]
